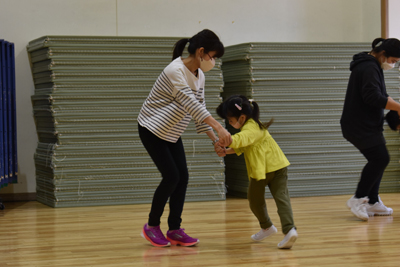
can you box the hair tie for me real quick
[249,99,254,104]
[376,41,383,47]
[235,104,242,110]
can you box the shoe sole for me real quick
[166,237,199,247]
[367,211,393,217]
[251,230,277,242]
[141,230,171,247]
[278,235,297,249]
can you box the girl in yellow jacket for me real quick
[216,95,298,249]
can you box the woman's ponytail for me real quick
[172,38,190,60]
[371,37,400,58]
[372,38,385,50]
[172,30,224,61]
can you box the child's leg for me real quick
[248,177,273,229]
[267,167,296,234]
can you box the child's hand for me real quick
[214,142,226,157]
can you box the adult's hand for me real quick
[385,97,400,117]
[217,128,232,147]
[203,116,232,147]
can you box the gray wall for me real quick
[0,0,380,194]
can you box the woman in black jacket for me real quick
[341,38,400,221]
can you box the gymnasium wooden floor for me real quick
[1,193,399,267]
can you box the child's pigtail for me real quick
[263,118,274,129]
[250,100,274,129]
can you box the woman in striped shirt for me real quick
[138,29,231,247]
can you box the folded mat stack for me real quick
[27,36,225,207]
[221,42,400,198]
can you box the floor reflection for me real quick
[142,245,199,266]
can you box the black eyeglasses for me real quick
[206,53,216,60]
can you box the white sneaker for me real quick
[251,225,277,242]
[346,196,369,221]
[277,227,298,249]
[366,196,393,217]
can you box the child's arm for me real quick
[225,148,236,155]
[228,122,263,149]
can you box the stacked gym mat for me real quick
[1,39,18,199]
[27,36,225,207]
[221,43,400,198]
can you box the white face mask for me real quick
[233,121,241,129]
[232,116,245,129]
[200,56,215,72]
[381,58,395,70]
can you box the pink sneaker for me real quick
[141,223,171,247]
[166,228,199,247]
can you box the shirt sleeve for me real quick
[229,121,264,149]
[194,85,212,134]
[233,147,245,156]
[168,69,211,124]
[360,67,388,108]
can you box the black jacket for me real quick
[340,52,388,150]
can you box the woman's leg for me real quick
[138,125,187,228]
[166,137,189,230]
[356,144,390,204]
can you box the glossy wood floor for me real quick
[1,193,399,267]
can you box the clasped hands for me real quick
[214,133,232,157]
[214,142,226,157]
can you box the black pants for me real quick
[355,143,390,204]
[138,124,189,230]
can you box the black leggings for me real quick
[138,124,189,230]
[355,143,390,204]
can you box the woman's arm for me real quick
[385,97,400,115]
[203,116,232,147]
[360,67,389,108]
[205,129,218,142]
[206,130,226,157]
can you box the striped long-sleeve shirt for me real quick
[138,57,212,143]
